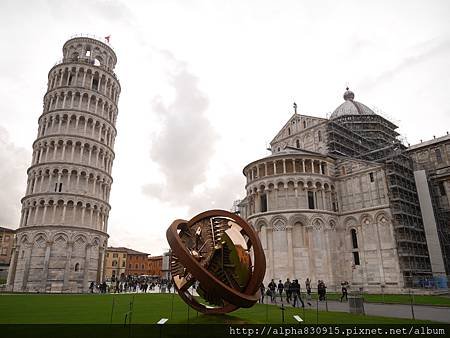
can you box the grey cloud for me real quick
[0,127,29,227]
[142,51,218,205]
[186,174,245,215]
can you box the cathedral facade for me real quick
[239,89,448,293]
[7,36,120,292]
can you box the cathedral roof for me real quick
[330,88,375,119]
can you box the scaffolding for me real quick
[327,114,433,287]
[426,169,450,276]
[406,140,450,282]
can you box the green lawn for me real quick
[0,293,435,324]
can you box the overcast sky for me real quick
[1,0,449,255]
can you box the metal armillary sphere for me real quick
[166,209,266,314]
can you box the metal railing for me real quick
[67,33,113,47]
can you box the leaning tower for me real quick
[7,36,120,292]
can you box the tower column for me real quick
[287,225,294,278]
[42,204,48,224]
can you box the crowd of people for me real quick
[259,278,351,307]
[88,275,351,306]
[88,276,174,294]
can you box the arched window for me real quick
[308,191,315,209]
[296,139,300,148]
[303,121,306,128]
[92,76,99,90]
[351,229,358,249]
[435,148,442,163]
[350,229,360,266]
[260,193,267,212]
[74,263,80,271]
[318,130,322,142]
[112,260,117,267]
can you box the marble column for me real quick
[21,244,33,291]
[287,225,294,279]
[6,247,19,288]
[83,244,92,292]
[41,241,53,291]
[62,241,74,291]
[97,246,105,283]
[267,226,274,280]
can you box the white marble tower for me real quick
[7,36,120,292]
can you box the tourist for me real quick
[284,278,291,304]
[340,281,348,302]
[318,280,327,301]
[259,283,265,303]
[89,281,94,293]
[277,280,284,302]
[268,279,277,303]
[305,278,312,306]
[290,279,304,308]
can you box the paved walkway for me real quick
[262,297,450,323]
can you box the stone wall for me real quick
[9,226,107,292]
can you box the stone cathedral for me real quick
[7,36,120,292]
[239,89,449,293]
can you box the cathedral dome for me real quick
[330,88,375,119]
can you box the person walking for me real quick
[284,278,292,304]
[318,280,327,301]
[305,278,312,306]
[290,279,305,308]
[268,279,277,303]
[259,283,266,304]
[340,281,348,302]
[277,280,284,302]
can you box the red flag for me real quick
[104,35,111,43]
